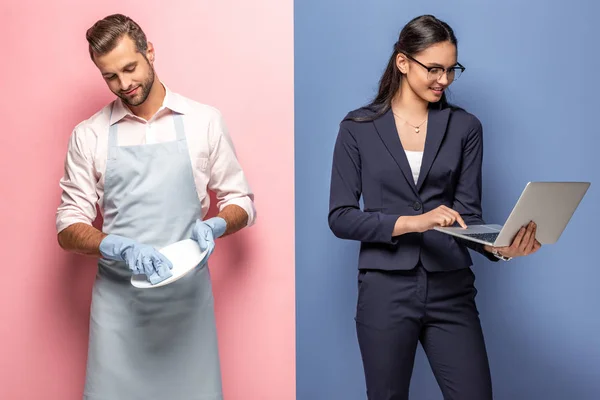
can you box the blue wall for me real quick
[295,1,600,399]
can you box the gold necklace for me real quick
[393,113,428,134]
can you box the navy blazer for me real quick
[328,106,498,272]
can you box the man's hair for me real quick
[86,14,148,60]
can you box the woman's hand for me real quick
[484,221,542,258]
[397,205,467,234]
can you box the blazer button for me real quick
[413,201,422,211]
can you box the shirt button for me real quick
[413,201,422,211]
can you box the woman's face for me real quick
[397,41,458,104]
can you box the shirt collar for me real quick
[109,82,189,125]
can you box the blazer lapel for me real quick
[373,109,419,197]
[416,107,451,191]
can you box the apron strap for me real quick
[107,102,118,161]
[172,113,186,141]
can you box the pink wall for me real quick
[0,2,294,399]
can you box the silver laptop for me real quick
[434,182,590,247]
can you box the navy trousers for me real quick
[355,265,493,400]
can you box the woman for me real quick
[328,15,541,400]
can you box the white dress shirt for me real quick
[404,150,424,185]
[56,84,256,233]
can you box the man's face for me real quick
[93,35,155,107]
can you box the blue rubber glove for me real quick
[99,234,173,285]
[191,217,227,262]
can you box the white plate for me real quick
[130,239,208,289]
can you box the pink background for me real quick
[0,1,295,399]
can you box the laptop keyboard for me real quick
[464,232,499,243]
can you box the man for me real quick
[56,13,256,400]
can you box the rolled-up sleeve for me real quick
[207,111,256,226]
[55,127,99,233]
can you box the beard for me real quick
[118,62,155,107]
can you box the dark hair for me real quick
[86,14,148,61]
[351,15,459,121]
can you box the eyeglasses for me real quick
[403,53,465,82]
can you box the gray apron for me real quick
[83,106,223,400]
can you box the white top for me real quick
[55,84,256,233]
[404,150,424,184]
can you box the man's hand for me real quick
[99,234,173,284]
[191,217,227,262]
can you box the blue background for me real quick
[294,1,599,399]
